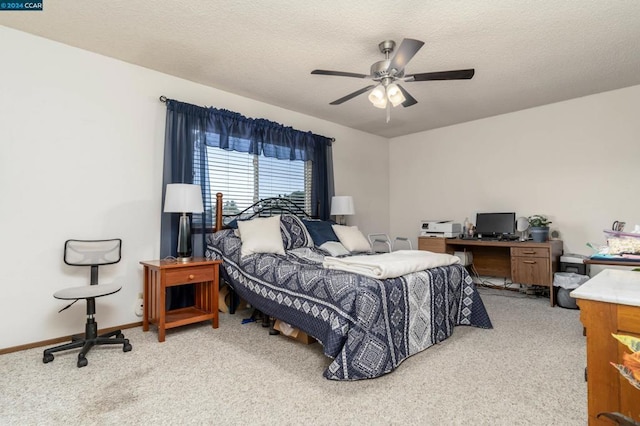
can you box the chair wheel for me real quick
[116,333,124,339]
[43,353,54,363]
[77,356,88,368]
[123,343,132,352]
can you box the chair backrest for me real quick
[368,233,391,253]
[64,239,122,285]
[367,234,414,253]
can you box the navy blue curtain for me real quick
[160,98,333,308]
[160,102,208,258]
[311,134,333,219]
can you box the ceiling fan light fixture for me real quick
[312,38,475,113]
[368,85,387,109]
[386,83,406,107]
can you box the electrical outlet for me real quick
[134,297,144,317]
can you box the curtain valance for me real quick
[165,99,332,161]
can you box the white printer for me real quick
[420,220,462,238]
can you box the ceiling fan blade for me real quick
[329,85,376,105]
[406,68,475,81]
[311,69,368,79]
[396,84,417,107]
[387,38,425,74]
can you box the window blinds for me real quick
[194,143,311,224]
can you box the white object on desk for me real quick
[570,268,640,307]
[420,220,461,238]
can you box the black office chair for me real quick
[43,239,132,367]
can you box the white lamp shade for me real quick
[330,196,355,216]
[386,83,406,107]
[164,183,204,213]
[368,85,388,109]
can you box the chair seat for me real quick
[53,283,122,300]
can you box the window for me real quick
[193,136,312,228]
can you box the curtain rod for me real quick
[158,95,335,142]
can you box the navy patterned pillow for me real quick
[280,215,314,250]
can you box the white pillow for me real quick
[319,241,351,257]
[332,225,371,253]
[237,215,285,257]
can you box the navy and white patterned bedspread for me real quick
[206,230,492,381]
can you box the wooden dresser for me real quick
[418,237,562,305]
[571,269,640,424]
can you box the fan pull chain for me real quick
[386,102,391,123]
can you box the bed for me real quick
[205,194,492,381]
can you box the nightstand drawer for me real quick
[165,265,214,286]
[511,247,549,258]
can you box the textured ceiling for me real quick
[2,1,640,138]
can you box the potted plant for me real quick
[528,215,552,242]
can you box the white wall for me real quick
[389,85,640,273]
[0,26,389,349]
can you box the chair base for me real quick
[43,318,132,368]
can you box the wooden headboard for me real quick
[214,192,223,232]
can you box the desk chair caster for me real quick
[43,329,133,368]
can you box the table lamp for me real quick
[164,183,204,262]
[330,196,355,225]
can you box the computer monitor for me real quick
[475,212,516,237]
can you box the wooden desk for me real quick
[140,258,221,342]
[571,269,640,424]
[419,237,563,306]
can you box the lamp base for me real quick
[176,256,193,263]
[176,213,193,260]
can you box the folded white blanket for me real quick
[322,250,460,279]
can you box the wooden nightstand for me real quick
[140,258,222,342]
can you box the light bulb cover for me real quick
[386,83,406,107]
[368,85,388,109]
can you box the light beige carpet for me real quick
[0,289,586,425]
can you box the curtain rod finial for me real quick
[159,95,167,103]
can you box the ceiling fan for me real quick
[311,38,475,110]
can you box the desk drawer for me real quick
[511,247,549,258]
[512,257,551,285]
[165,265,214,286]
[418,237,449,254]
